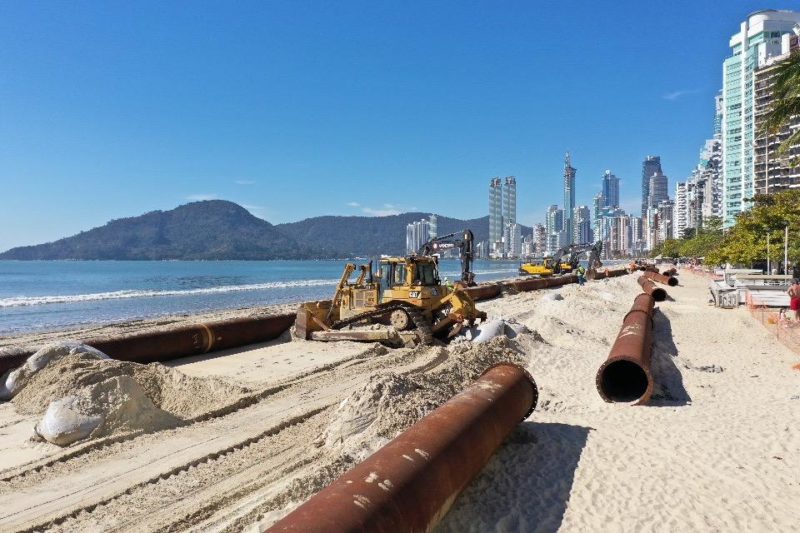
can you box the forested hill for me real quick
[0,201,531,260]
[0,201,304,260]
[276,213,526,257]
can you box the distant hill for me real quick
[0,201,305,260]
[0,201,531,260]
[276,213,526,257]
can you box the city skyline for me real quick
[0,2,777,252]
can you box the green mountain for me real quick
[0,201,531,260]
[0,201,304,260]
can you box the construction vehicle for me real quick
[295,230,487,346]
[519,242,603,277]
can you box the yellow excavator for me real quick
[295,230,487,345]
[520,242,603,277]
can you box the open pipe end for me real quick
[667,277,678,287]
[652,287,667,302]
[597,359,652,404]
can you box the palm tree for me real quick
[764,49,800,164]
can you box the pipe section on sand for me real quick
[269,362,538,532]
[596,293,655,405]
[643,270,678,287]
[0,314,296,375]
[637,276,667,302]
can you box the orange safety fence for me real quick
[749,304,800,356]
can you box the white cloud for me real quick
[186,194,218,201]
[662,89,698,101]
[235,180,256,185]
[362,207,401,216]
[347,201,361,207]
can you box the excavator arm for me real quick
[418,229,477,286]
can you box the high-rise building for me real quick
[573,206,592,244]
[605,216,632,258]
[428,214,438,240]
[545,205,564,254]
[406,218,431,254]
[648,172,669,208]
[533,223,547,255]
[675,182,688,238]
[629,216,645,256]
[563,153,576,245]
[601,170,620,209]
[641,156,663,216]
[489,178,503,250]
[721,9,800,226]
[504,222,522,258]
[754,31,800,195]
[657,200,675,243]
[592,192,605,244]
[503,176,517,225]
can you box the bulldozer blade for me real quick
[309,330,399,343]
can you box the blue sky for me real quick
[0,1,792,250]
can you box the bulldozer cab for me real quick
[379,257,440,289]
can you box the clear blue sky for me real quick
[0,1,792,251]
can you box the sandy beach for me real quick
[1,270,798,532]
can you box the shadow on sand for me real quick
[437,422,592,533]
[649,309,691,406]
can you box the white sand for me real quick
[0,272,798,532]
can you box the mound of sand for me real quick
[320,335,531,461]
[13,352,250,419]
[7,344,252,446]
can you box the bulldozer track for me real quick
[331,304,434,345]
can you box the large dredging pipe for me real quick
[596,293,655,405]
[643,270,678,287]
[0,313,296,375]
[269,362,538,532]
[637,276,667,302]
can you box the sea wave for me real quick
[0,279,340,308]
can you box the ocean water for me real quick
[0,260,523,334]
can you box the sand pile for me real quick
[5,342,251,446]
[320,334,532,461]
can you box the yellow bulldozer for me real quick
[295,230,487,346]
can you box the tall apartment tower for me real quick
[648,172,669,208]
[503,176,517,224]
[601,170,620,209]
[721,9,800,227]
[488,178,503,249]
[641,156,663,216]
[563,153,576,245]
[754,31,800,196]
[573,206,592,244]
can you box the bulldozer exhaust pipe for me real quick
[596,293,655,405]
[637,276,667,302]
[268,363,538,532]
[643,270,678,287]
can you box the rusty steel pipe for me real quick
[643,270,678,287]
[269,362,538,532]
[464,283,503,301]
[0,313,295,375]
[637,276,667,302]
[662,267,677,276]
[596,293,655,405]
